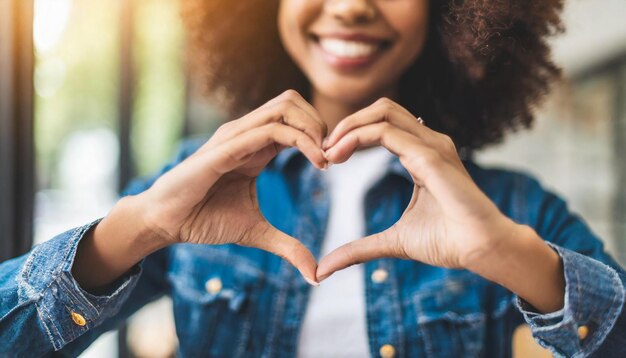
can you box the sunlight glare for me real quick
[34,0,73,53]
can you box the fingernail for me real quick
[317,273,331,282]
[322,137,329,150]
[304,276,320,287]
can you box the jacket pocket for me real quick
[168,246,267,357]
[413,276,487,358]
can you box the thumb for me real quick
[239,222,319,286]
[316,230,399,282]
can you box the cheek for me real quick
[277,3,296,54]
[277,1,318,60]
[400,23,428,64]
[385,4,430,60]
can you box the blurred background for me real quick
[0,0,625,357]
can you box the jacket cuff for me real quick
[17,220,142,350]
[515,243,625,357]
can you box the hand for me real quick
[141,90,327,283]
[316,98,518,281]
[314,98,565,313]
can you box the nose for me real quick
[324,0,377,25]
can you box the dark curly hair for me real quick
[181,0,564,151]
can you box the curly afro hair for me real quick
[181,0,564,151]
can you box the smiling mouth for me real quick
[310,34,392,69]
[318,37,387,58]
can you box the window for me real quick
[30,0,198,356]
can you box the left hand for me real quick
[316,98,520,281]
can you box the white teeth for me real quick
[318,38,380,58]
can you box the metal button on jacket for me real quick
[371,268,388,283]
[70,311,86,327]
[205,277,222,294]
[379,344,396,358]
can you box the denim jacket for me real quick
[1,138,625,357]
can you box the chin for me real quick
[315,82,384,107]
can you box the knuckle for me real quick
[375,97,393,106]
[379,131,390,147]
[384,227,406,258]
[422,150,443,166]
[440,135,456,151]
[379,122,392,131]
[277,98,295,112]
[216,121,234,133]
[310,126,323,139]
[412,150,442,170]
[292,135,305,148]
[375,97,396,112]
[281,89,301,101]
[303,127,317,139]
[267,122,282,132]
[262,123,280,137]
[345,132,359,145]
[341,242,358,266]
[378,123,394,141]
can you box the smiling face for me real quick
[278,0,429,107]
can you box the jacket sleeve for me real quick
[0,138,205,356]
[514,175,626,357]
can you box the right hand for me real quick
[140,90,327,283]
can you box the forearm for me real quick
[467,223,565,313]
[72,194,170,293]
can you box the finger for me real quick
[316,230,401,282]
[212,123,327,174]
[272,90,328,140]
[262,103,326,147]
[240,222,319,285]
[324,122,451,188]
[162,123,326,198]
[325,122,485,215]
[324,98,430,150]
[324,122,431,165]
[214,90,327,147]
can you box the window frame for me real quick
[573,51,626,265]
[0,0,35,262]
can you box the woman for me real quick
[1,0,625,356]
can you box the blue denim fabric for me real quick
[1,138,625,357]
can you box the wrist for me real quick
[463,222,529,275]
[113,193,176,250]
[460,216,520,272]
[72,194,172,293]
[464,222,565,313]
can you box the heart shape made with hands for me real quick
[167,92,502,288]
[243,141,408,287]
[249,104,455,286]
[293,141,427,285]
[253,100,497,286]
[193,93,563,315]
